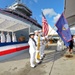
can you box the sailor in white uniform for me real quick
[0,31,5,43]
[6,32,11,42]
[28,32,36,68]
[57,38,64,51]
[12,33,17,42]
[39,30,45,60]
[34,30,41,63]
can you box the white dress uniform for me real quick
[12,33,17,42]
[6,33,11,42]
[40,35,48,59]
[28,38,36,67]
[57,39,64,51]
[40,36,45,59]
[34,34,40,63]
[0,32,5,43]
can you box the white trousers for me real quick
[35,50,40,63]
[40,45,45,58]
[57,45,63,51]
[30,52,35,67]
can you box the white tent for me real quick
[48,25,58,36]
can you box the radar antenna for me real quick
[16,0,22,3]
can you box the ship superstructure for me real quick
[0,0,42,40]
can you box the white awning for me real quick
[48,25,58,35]
[0,13,30,32]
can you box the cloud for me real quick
[42,8,57,17]
[53,14,61,23]
[41,8,61,24]
[34,0,38,3]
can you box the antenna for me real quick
[16,0,22,3]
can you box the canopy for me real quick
[48,25,58,35]
[0,11,30,32]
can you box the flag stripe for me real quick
[42,12,49,36]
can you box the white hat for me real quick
[29,32,34,35]
[39,30,42,32]
[34,30,38,33]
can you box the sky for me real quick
[0,0,64,27]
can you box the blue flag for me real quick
[55,13,72,42]
[57,30,70,47]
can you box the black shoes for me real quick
[37,61,42,64]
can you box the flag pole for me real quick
[42,11,57,46]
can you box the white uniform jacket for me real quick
[40,36,45,46]
[6,34,11,42]
[28,38,36,53]
[12,34,17,42]
[34,35,45,45]
[57,40,64,51]
[1,33,5,43]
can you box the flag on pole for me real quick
[42,12,49,36]
[57,30,70,47]
[55,13,72,44]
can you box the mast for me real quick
[16,0,22,3]
[7,0,32,16]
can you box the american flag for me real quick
[42,12,49,36]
